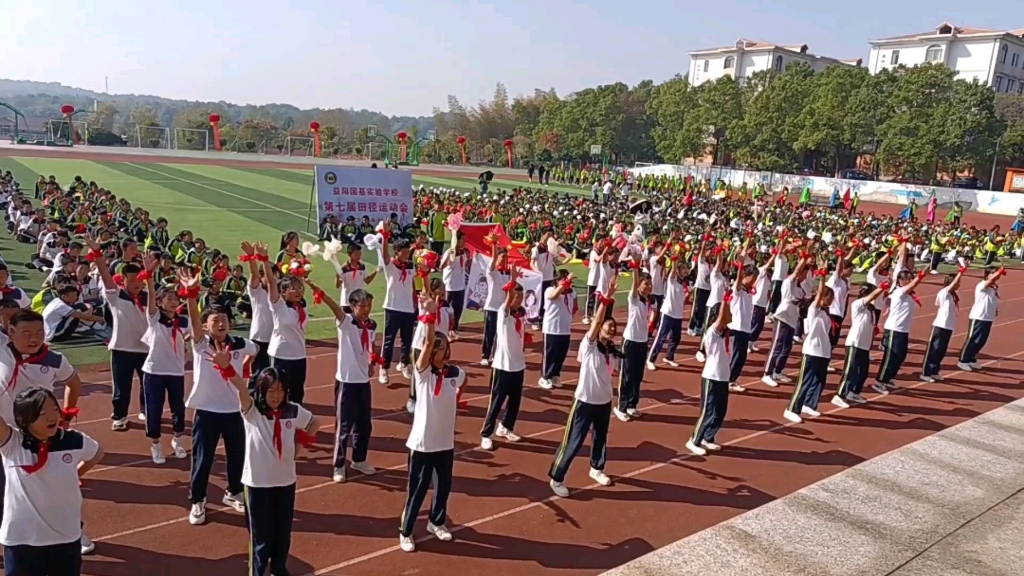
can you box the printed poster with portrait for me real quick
[465,253,543,320]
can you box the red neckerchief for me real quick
[458,250,466,269]
[348,262,362,280]
[435,303,446,325]
[0,286,15,295]
[354,317,372,353]
[511,308,525,341]
[723,328,731,354]
[287,301,306,324]
[6,344,49,392]
[432,368,445,397]
[397,260,410,283]
[162,312,181,355]
[266,409,283,460]
[126,289,145,312]
[20,440,49,475]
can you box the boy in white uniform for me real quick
[480,268,527,450]
[874,268,926,393]
[922,267,965,382]
[616,258,653,421]
[687,289,734,456]
[958,266,1004,371]
[833,283,886,407]
[784,276,834,424]
[539,270,577,390]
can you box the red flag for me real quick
[843,187,852,210]
[458,223,531,267]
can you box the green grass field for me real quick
[0,156,597,366]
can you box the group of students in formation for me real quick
[0,168,1011,576]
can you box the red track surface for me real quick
[4,147,1022,575]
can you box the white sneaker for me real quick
[827,366,837,373]
[350,461,376,476]
[783,410,803,423]
[613,407,630,422]
[793,336,803,344]
[646,361,657,371]
[775,373,792,384]
[748,344,760,353]
[920,375,935,383]
[81,534,95,555]
[872,382,890,395]
[761,375,778,387]
[480,358,490,367]
[932,373,945,382]
[111,417,128,431]
[831,396,849,409]
[332,467,347,483]
[685,439,707,456]
[929,269,940,275]
[728,382,746,392]
[189,499,207,525]
[665,359,680,367]
[848,393,867,404]
[496,425,520,443]
[801,406,821,418]
[885,381,900,391]
[957,362,973,372]
[969,362,982,371]
[551,377,562,388]
[171,436,188,458]
[686,329,697,337]
[582,316,591,325]
[150,443,166,464]
[589,468,613,486]
[538,378,553,390]
[695,352,706,363]
[550,479,570,497]
[480,437,494,450]
[398,363,412,379]
[222,492,245,512]
[427,522,453,541]
[399,535,416,552]
[701,440,722,451]
[138,412,147,422]
[406,399,416,414]
[627,408,642,418]
[378,369,390,384]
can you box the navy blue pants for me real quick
[837,346,870,397]
[549,400,611,482]
[481,369,524,437]
[481,310,498,360]
[789,355,829,412]
[688,288,710,333]
[697,303,721,355]
[252,340,271,375]
[446,289,465,330]
[764,321,796,377]
[618,339,648,412]
[923,326,952,377]
[244,483,296,576]
[536,279,554,322]
[769,280,783,314]
[271,357,307,405]
[110,349,146,421]
[542,334,571,380]
[648,315,682,363]
[692,378,729,444]
[648,294,664,338]
[729,330,750,383]
[142,373,186,440]
[3,539,81,576]
[749,305,767,345]
[333,380,372,468]
[189,409,245,503]
[382,308,415,369]
[400,449,454,537]
[959,319,992,364]
[877,329,910,384]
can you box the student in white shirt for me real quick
[85,238,148,430]
[408,278,453,413]
[531,230,559,330]
[687,238,713,335]
[400,297,465,553]
[784,277,834,424]
[696,246,728,362]
[212,350,317,576]
[0,263,31,309]
[874,267,926,393]
[762,255,811,388]
[726,262,756,392]
[141,259,189,464]
[539,269,577,390]
[594,242,620,323]
[180,268,257,525]
[833,283,887,407]
[825,249,855,350]
[378,221,417,384]
[645,240,669,338]
[440,231,469,340]
[480,268,527,450]
[334,243,378,314]
[42,285,103,343]
[922,267,966,382]
[616,258,654,421]
[748,255,774,352]
[958,266,1004,371]
[582,239,606,324]
[480,245,511,365]
[548,280,618,498]
[243,247,275,374]
[0,387,104,573]
[647,248,689,368]
[687,289,734,456]
[257,243,310,405]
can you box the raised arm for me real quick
[83,236,117,291]
[144,253,158,316]
[415,295,439,373]
[240,241,262,290]
[982,266,1005,289]
[304,278,343,322]
[255,242,279,304]
[177,268,204,343]
[380,221,392,266]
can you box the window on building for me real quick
[1010,79,1017,93]
[1019,82,1024,94]
[774,55,783,72]
[891,50,900,65]
[1000,44,1008,63]
[1014,53,1021,67]
[925,45,942,62]
[995,76,1004,92]
[703,60,709,73]
[724,56,735,69]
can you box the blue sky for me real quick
[0,0,1014,116]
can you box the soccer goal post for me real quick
[285,136,314,157]
[134,125,171,149]
[48,119,88,145]
[173,128,210,152]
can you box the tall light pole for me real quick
[990,131,1007,191]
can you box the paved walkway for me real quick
[603,398,1024,576]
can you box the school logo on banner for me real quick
[324,171,337,185]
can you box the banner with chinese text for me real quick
[313,166,414,225]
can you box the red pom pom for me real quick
[309,121,320,132]
[208,113,221,124]
[60,104,74,115]
[503,139,513,148]
[456,135,466,145]
[396,131,408,141]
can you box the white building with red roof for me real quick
[868,23,1024,93]
[688,38,861,86]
